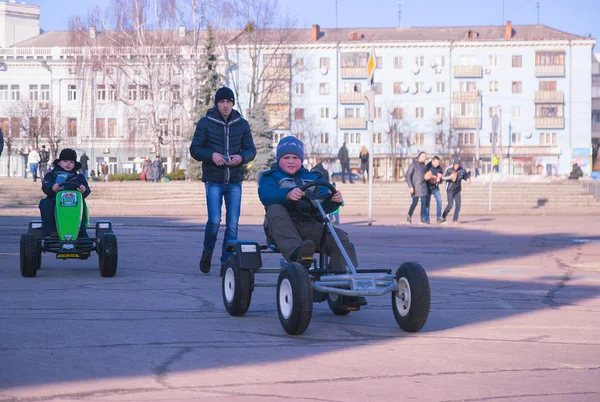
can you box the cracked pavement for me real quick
[1,213,599,401]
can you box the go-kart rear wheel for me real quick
[327,293,351,316]
[222,256,253,316]
[98,233,118,278]
[20,234,39,278]
[392,262,430,332]
[277,262,313,335]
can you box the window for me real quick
[436,107,446,118]
[319,83,329,95]
[320,107,329,119]
[489,106,499,118]
[97,84,106,101]
[415,56,425,67]
[454,102,479,117]
[139,118,147,137]
[393,82,402,94]
[394,56,403,69]
[374,82,382,95]
[415,107,424,119]
[344,108,359,118]
[392,107,403,120]
[173,118,181,137]
[373,132,382,144]
[512,106,522,119]
[512,81,522,93]
[159,118,168,137]
[412,133,425,145]
[108,85,116,101]
[273,133,284,143]
[295,83,304,95]
[512,55,522,67]
[539,81,557,91]
[68,85,77,101]
[320,132,329,144]
[0,85,8,101]
[344,82,361,92]
[536,104,562,117]
[41,85,50,101]
[511,132,522,144]
[67,118,77,137]
[436,81,446,93]
[127,118,136,137]
[345,133,361,144]
[10,85,21,101]
[459,55,477,65]
[294,108,304,120]
[320,57,330,69]
[29,85,39,101]
[489,81,499,92]
[415,81,425,93]
[375,107,382,119]
[376,56,383,69]
[96,118,105,138]
[11,117,20,137]
[107,118,117,137]
[340,52,368,67]
[488,55,499,67]
[458,132,476,145]
[128,85,137,101]
[295,58,304,69]
[459,81,477,92]
[0,118,7,138]
[172,85,180,101]
[536,52,565,66]
[540,132,557,145]
[139,85,149,100]
[435,56,446,67]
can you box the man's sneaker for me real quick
[291,240,315,266]
[406,215,412,224]
[437,218,446,224]
[421,219,430,224]
[199,250,212,274]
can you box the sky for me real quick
[20,0,600,49]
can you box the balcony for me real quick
[339,92,364,104]
[534,91,564,103]
[535,65,565,77]
[339,117,366,129]
[453,65,483,78]
[535,117,564,129]
[263,67,291,80]
[452,91,480,103]
[264,92,290,105]
[341,67,368,79]
[452,117,480,129]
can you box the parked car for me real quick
[331,172,361,182]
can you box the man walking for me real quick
[28,147,41,182]
[406,151,428,224]
[80,152,89,179]
[425,156,444,224]
[101,161,109,182]
[337,142,353,183]
[38,145,50,180]
[190,87,256,274]
[19,145,30,178]
[441,159,471,224]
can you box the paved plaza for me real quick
[1,212,599,401]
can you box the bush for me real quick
[165,169,186,181]
[108,173,141,182]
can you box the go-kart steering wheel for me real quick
[297,181,337,205]
[58,177,83,191]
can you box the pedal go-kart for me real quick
[20,177,118,278]
[221,181,431,335]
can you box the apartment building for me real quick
[592,53,600,170]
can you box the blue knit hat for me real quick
[276,136,305,162]
[215,87,235,106]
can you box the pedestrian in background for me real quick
[80,152,89,179]
[101,161,109,182]
[337,142,353,184]
[29,147,40,182]
[359,145,369,184]
[39,145,50,180]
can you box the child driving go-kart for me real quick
[39,149,91,238]
[258,136,367,308]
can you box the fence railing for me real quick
[583,181,600,201]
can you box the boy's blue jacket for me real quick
[258,163,341,220]
[42,166,91,199]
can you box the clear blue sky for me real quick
[26,0,600,49]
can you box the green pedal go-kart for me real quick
[20,177,118,278]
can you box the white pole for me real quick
[368,117,374,225]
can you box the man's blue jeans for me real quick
[426,188,443,221]
[204,182,242,264]
[408,196,427,221]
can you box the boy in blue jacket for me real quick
[259,137,366,307]
[39,149,91,238]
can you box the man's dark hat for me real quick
[52,148,82,170]
[215,87,235,106]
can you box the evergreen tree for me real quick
[247,103,275,178]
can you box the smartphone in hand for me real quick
[223,156,231,164]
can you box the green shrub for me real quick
[165,169,186,181]
[108,173,141,182]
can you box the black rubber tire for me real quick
[35,246,42,270]
[277,262,313,335]
[98,233,118,278]
[20,234,39,278]
[392,262,431,332]
[221,256,253,316]
[327,293,351,316]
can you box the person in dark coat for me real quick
[39,145,50,180]
[39,149,91,238]
[0,127,4,159]
[405,152,428,224]
[441,159,471,224]
[568,162,583,180]
[190,86,257,273]
[151,156,163,182]
[79,152,89,179]
[310,159,330,182]
[359,145,369,183]
[337,142,353,183]
[425,156,444,223]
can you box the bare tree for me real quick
[384,105,413,180]
[435,115,459,166]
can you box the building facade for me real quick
[0,2,596,178]
[592,53,600,170]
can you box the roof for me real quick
[12,24,593,48]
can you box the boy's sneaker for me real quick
[344,296,368,307]
[291,240,315,267]
[199,250,212,274]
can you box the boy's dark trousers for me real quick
[39,198,89,238]
[265,204,357,269]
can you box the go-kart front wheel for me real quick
[277,262,313,335]
[222,256,253,316]
[392,262,430,332]
[98,233,118,277]
[20,234,40,278]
